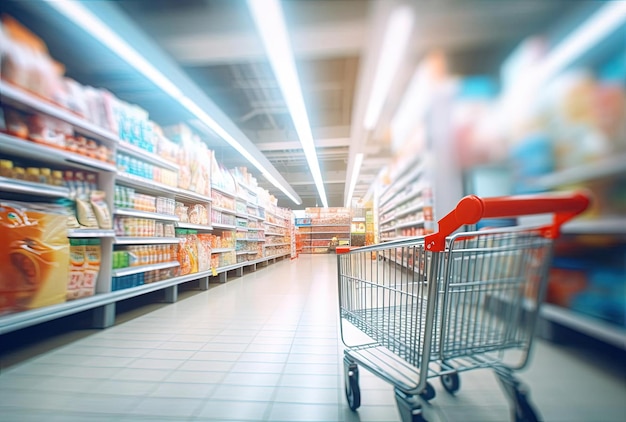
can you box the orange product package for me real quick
[177,231,191,276]
[0,201,69,315]
[82,239,101,298]
[66,239,85,301]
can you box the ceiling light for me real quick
[46,0,300,204]
[536,1,626,84]
[345,153,364,207]
[363,6,414,131]
[247,0,328,208]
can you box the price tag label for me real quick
[211,267,217,276]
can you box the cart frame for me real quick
[337,192,589,422]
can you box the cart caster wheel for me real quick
[395,389,430,422]
[344,362,361,411]
[440,371,460,395]
[513,392,539,422]
[419,382,436,401]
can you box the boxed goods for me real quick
[0,201,70,315]
[66,239,101,300]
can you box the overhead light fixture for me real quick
[247,0,329,208]
[363,5,414,131]
[46,0,300,204]
[536,1,626,84]
[345,153,364,207]
[504,1,626,112]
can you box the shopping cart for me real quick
[337,192,590,422]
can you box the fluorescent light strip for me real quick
[363,6,414,131]
[345,153,364,207]
[247,0,328,208]
[536,1,626,84]
[47,0,298,203]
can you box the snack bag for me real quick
[0,201,69,314]
[90,190,112,229]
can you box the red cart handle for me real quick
[424,191,590,251]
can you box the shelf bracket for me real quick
[164,285,178,303]
[92,303,116,328]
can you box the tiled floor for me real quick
[1,254,625,421]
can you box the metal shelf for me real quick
[114,237,180,245]
[116,172,212,203]
[211,247,235,253]
[176,222,213,231]
[265,221,288,229]
[0,132,119,172]
[236,227,249,232]
[211,185,236,197]
[0,177,70,198]
[111,261,180,278]
[265,232,286,236]
[381,201,426,224]
[532,153,626,189]
[212,222,237,230]
[266,242,290,247]
[0,81,118,146]
[380,160,424,206]
[114,208,179,222]
[117,141,179,171]
[540,303,626,350]
[212,205,237,215]
[67,229,115,238]
[562,217,626,235]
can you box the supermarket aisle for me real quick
[0,254,625,422]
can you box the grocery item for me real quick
[82,239,101,298]
[90,190,112,229]
[66,239,85,300]
[0,201,69,315]
[75,197,98,228]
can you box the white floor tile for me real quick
[1,255,624,422]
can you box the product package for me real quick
[0,201,70,315]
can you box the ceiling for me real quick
[3,0,588,208]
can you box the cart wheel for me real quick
[513,392,539,422]
[440,371,460,395]
[418,382,436,401]
[344,362,361,411]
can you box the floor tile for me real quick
[165,370,227,384]
[209,385,276,402]
[230,361,285,373]
[280,374,341,389]
[112,368,171,382]
[222,372,282,387]
[127,358,186,370]
[91,379,158,396]
[195,399,269,420]
[142,349,197,360]
[192,351,241,361]
[130,396,205,418]
[268,403,340,421]
[237,352,289,363]
[150,382,217,399]
[274,386,341,404]
[178,360,234,372]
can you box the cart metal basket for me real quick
[338,192,589,422]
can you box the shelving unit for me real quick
[0,54,294,337]
[378,157,435,242]
[298,208,351,254]
[529,155,626,348]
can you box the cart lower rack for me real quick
[338,192,589,422]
